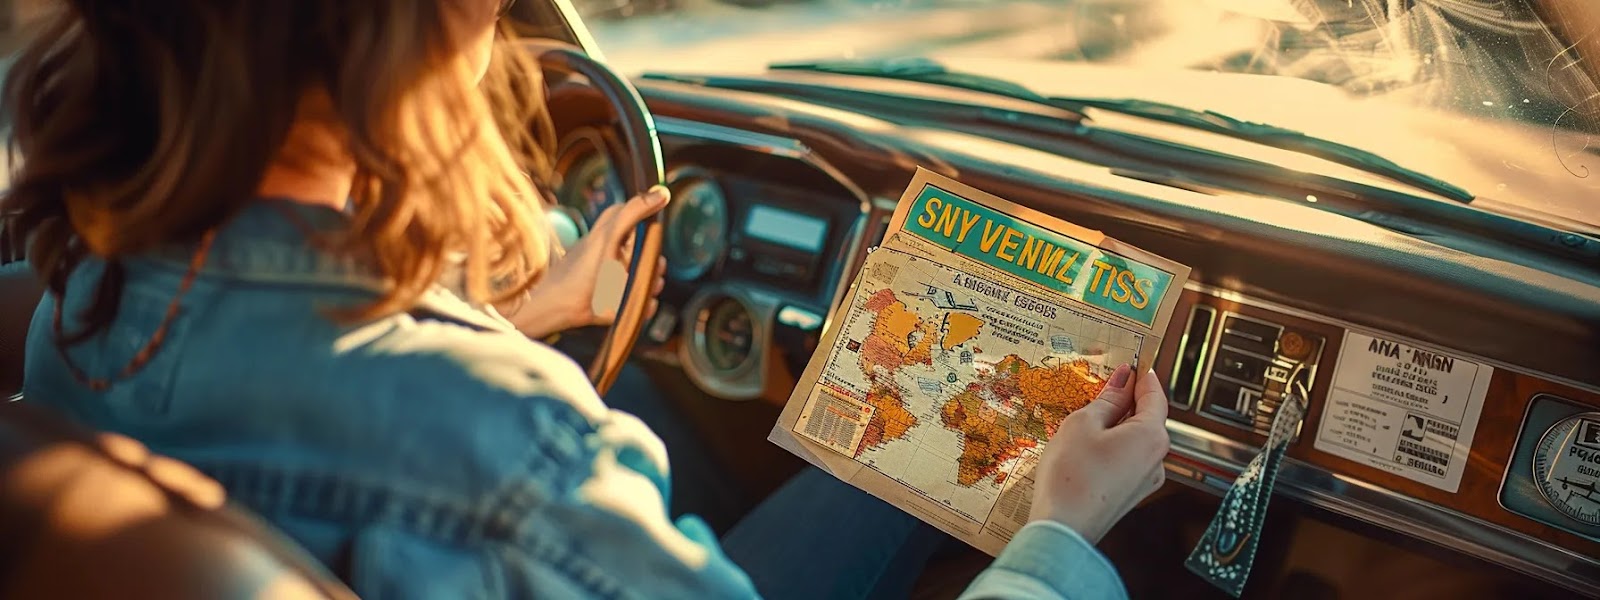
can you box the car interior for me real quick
[3,0,1600,597]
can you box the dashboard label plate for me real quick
[1314,331,1494,493]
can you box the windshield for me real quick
[584,0,1600,228]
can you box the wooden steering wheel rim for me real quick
[533,43,666,396]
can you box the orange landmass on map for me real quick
[856,385,919,456]
[904,324,940,366]
[939,356,1106,486]
[941,313,984,351]
[858,288,945,377]
[852,289,949,454]
[854,289,1107,487]
[858,289,920,376]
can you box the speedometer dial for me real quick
[558,151,625,224]
[663,179,728,281]
[701,297,755,372]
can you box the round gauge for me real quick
[1533,412,1600,526]
[557,151,625,224]
[662,179,728,281]
[699,297,755,372]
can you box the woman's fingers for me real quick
[578,191,671,324]
[1106,369,1171,465]
[1126,368,1170,427]
[601,186,671,242]
[619,231,634,264]
[603,187,671,264]
[1077,364,1136,428]
[646,257,666,318]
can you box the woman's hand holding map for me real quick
[771,168,1191,557]
[1030,365,1172,543]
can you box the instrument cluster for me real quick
[661,175,729,281]
[552,126,866,401]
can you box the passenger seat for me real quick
[0,401,360,599]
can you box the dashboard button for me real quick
[1222,316,1282,356]
[1203,378,1256,425]
[1214,348,1268,385]
[647,304,678,343]
[1264,363,1292,384]
[1235,386,1263,414]
[1279,331,1314,360]
[753,256,783,275]
[777,306,823,332]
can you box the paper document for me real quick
[769,168,1190,555]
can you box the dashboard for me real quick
[552,121,871,400]
[545,73,1600,594]
[1154,286,1600,595]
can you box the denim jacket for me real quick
[23,202,1126,599]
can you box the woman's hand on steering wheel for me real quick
[507,185,672,340]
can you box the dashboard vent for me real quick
[1194,311,1326,436]
[1169,304,1216,409]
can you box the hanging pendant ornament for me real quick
[1184,381,1309,597]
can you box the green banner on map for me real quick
[902,185,1171,326]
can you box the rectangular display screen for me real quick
[745,205,828,252]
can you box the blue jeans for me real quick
[723,467,953,599]
[604,363,951,599]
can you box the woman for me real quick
[5,1,1172,598]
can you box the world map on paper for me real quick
[797,249,1143,523]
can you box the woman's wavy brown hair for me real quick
[2,0,558,337]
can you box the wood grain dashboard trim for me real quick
[1155,285,1600,593]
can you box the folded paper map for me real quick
[769,168,1190,555]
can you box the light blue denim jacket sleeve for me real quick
[961,522,1129,599]
[22,202,1125,599]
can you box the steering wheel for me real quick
[532,43,666,396]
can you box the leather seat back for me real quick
[0,401,360,599]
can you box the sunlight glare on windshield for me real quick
[586,0,1600,226]
[589,0,1599,132]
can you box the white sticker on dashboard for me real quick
[1313,331,1494,493]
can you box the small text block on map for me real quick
[796,387,875,456]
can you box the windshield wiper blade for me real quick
[770,57,1473,204]
[769,57,1082,118]
[1051,97,1474,203]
